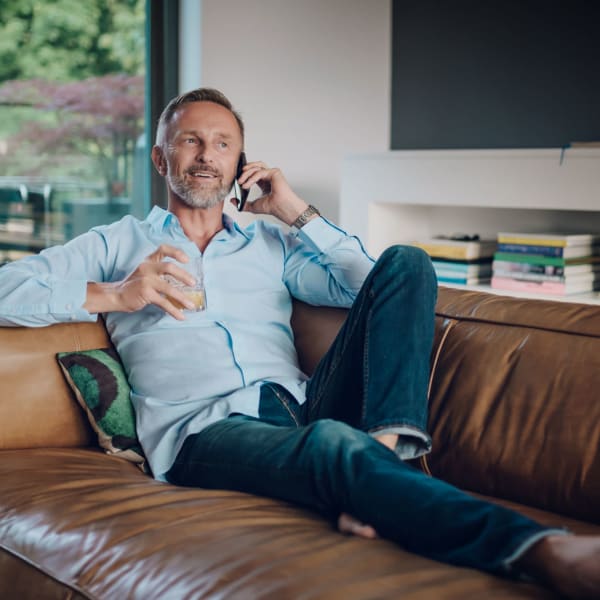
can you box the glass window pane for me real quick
[0,0,146,264]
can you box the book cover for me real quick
[412,238,496,260]
[496,242,600,259]
[491,276,599,296]
[497,232,600,248]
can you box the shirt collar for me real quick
[146,206,249,240]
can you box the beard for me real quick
[167,168,232,209]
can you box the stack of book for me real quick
[491,232,600,296]
[411,236,497,285]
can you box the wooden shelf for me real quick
[439,282,600,306]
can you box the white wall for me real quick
[194,0,390,223]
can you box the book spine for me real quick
[494,252,565,267]
[497,235,568,247]
[492,271,565,283]
[437,276,490,285]
[491,277,567,295]
[491,271,597,283]
[413,244,470,260]
[496,243,563,257]
[431,261,471,273]
[492,260,564,275]
[433,263,492,276]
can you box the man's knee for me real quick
[305,419,379,463]
[373,245,436,291]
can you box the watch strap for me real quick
[291,205,320,230]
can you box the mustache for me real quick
[186,166,220,176]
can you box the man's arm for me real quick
[281,216,374,307]
[0,231,107,327]
[84,245,199,320]
[232,161,375,307]
[0,228,203,326]
[232,161,319,228]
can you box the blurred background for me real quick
[1,0,598,264]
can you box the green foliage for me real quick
[0,0,145,194]
[0,0,145,83]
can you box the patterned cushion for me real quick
[57,347,146,470]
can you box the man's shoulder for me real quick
[90,213,148,236]
[240,217,288,241]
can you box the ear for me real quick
[151,146,167,176]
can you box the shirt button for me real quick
[65,303,72,311]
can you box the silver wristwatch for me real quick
[291,205,320,230]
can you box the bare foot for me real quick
[336,435,397,539]
[517,534,600,598]
[337,512,378,539]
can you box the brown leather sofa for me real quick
[1,286,599,599]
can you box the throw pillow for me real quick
[57,347,147,471]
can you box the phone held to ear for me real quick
[235,152,249,211]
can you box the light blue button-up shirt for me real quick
[0,207,374,479]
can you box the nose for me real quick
[194,142,214,164]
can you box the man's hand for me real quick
[231,161,317,227]
[84,245,197,320]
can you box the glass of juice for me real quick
[162,256,206,312]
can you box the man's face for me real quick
[161,101,243,209]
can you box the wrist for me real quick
[290,205,320,230]
[84,282,120,314]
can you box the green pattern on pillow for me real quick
[57,347,147,471]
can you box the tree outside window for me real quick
[0,0,145,256]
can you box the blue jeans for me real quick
[166,246,553,575]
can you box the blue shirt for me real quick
[0,207,374,479]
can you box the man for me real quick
[0,88,598,598]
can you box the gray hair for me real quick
[155,88,245,147]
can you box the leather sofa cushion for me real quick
[3,447,598,599]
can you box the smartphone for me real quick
[235,152,249,211]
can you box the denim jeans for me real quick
[167,246,554,575]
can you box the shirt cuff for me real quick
[294,216,349,253]
[50,279,97,322]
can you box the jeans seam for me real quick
[271,385,301,426]
[361,304,372,425]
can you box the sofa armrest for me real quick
[0,320,111,450]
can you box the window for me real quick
[0,0,146,264]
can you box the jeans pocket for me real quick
[259,383,303,427]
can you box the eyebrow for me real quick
[177,129,235,140]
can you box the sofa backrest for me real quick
[427,287,600,524]
[1,288,599,525]
[0,303,348,452]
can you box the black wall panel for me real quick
[391,0,600,149]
